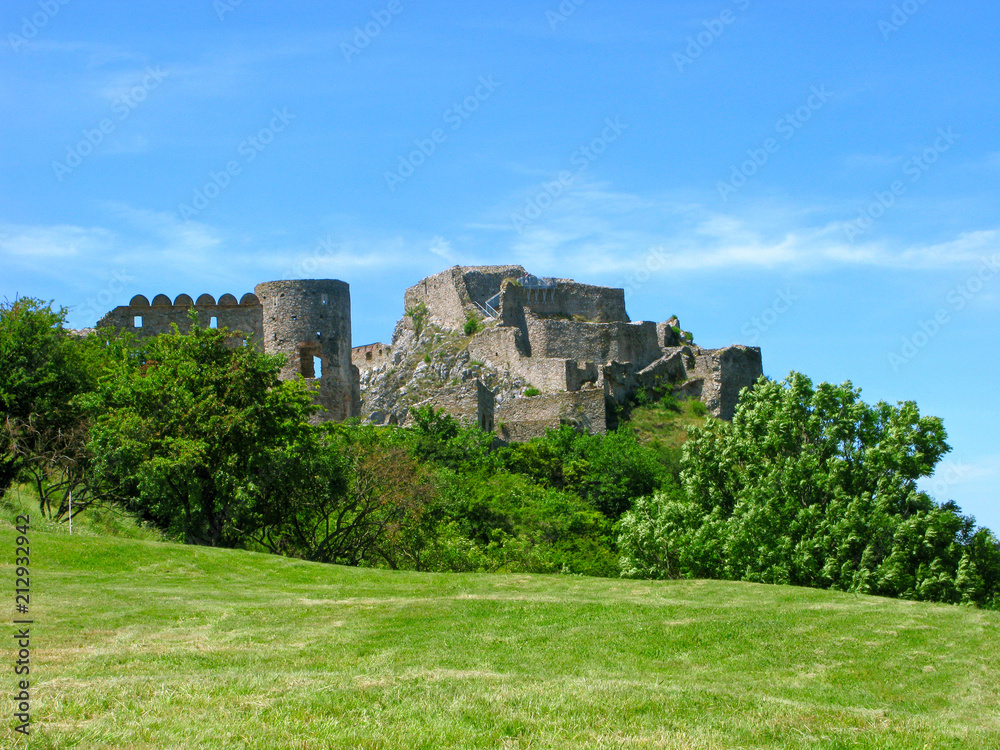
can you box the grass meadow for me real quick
[2,489,999,749]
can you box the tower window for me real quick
[299,345,322,378]
[210,316,218,329]
[321,293,328,304]
[133,316,143,328]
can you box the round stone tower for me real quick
[254,279,358,422]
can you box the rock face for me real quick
[353,265,763,438]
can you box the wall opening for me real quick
[210,316,218,329]
[299,344,321,378]
[321,293,328,304]
[133,316,143,328]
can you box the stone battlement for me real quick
[96,280,359,422]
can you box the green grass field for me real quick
[3,496,999,749]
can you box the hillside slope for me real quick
[3,521,999,749]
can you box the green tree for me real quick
[502,424,665,519]
[0,297,92,498]
[255,423,431,567]
[79,319,316,547]
[619,372,999,607]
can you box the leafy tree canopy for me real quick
[0,297,92,495]
[619,372,1000,608]
[79,319,317,547]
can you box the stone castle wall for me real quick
[407,379,495,432]
[496,390,607,442]
[255,280,357,422]
[522,280,628,323]
[97,280,359,423]
[524,318,661,366]
[352,342,392,373]
[96,293,264,344]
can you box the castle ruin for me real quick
[353,265,763,439]
[96,280,360,422]
[96,265,763,437]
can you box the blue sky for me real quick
[2,0,998,530]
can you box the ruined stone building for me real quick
[352,265,763,440]
[96,265,763,437]
[96,280,360,422]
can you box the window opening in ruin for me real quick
[299,345,321,378]
[321,294,328,304]
[210,316,218,329]
[365,351,372,361]
[133,316,142,328]
[291,315,297,321]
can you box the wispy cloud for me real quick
[0,222,114,259]
[473,180,1000,278]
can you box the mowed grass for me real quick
[2,513,999,749]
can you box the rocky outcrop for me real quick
[354,265,763,439]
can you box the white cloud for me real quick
[0,222,114,259]
[476,180,1000,279]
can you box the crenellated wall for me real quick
[96,280,359,423]
[96,292,264,344]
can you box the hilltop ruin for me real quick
[353,265,762,439]
[96,265,763,438]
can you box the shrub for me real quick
[464,316,481,336]
[659,393,682,413]
[688,400,708,416]
[524,387,541,397]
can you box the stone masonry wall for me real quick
[496,390,607,442]
[523,280,629,323]
[255,280,357,422]
[352,342,392,373]
[403,265,526,331]
[524,318,661,367]
[96,293,264,345]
